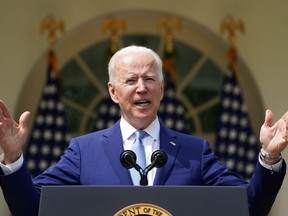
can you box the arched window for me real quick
[16,10,264,147]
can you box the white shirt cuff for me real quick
[258,154,283,172]
[0,153,24,175]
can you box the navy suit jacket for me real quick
[0,121,286,216]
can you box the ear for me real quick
[108,82,119,104]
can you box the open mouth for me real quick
[134,100,151,107]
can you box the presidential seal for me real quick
[114,203,173,216]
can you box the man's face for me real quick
[108,52,164,129]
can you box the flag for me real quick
[93,48,121,131]
[158,47,190,133]
[25,51,70,178]
[214,48,260,181]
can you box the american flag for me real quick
[159,46,191,133]
[25,51,70,178]
[214,51,260,180]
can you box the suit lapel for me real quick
[153,123,180,185]
[101,121,133,185]
[100,121,180,185]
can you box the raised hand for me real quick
[260,109,288,158]
[0,100,30,164]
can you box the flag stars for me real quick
[239,132,247,142]
[221,113,229,123]
[241,104,247,112]
[166,89,175,98]
[219,128,227,138]
[224,83,232,93]
[176,105,184,115]
[39,160,49,170]
[230,114,238,125]
[237,147,245,157]
[233,86,240,96]
[227,144,236,154]
[53,146,62,157]
[57,102,64,111]
[247,150,256,160]
[43,130,52,140]
[50,160,58,166]
[36,115,44,125]
[29,144,38,155]
[237,161,244,172]
[25,53,69,178]
[218,142,226,153]
[44,84,57,95]
[167,103,175,114]
[41,145,51,155]
[46,115,54,125]
[32,129,41,140]
[109,105,118,116]
[226,159,235,169]
[215,69,259,180]
[248,135,257,145]
[65,134,72,143]
[240,118,248,128]
[95,120,105,129]
[27,160,36,170]
[100,105,108,114]
[222,98,231,108]
[165,118,174,128]
[231,100,240,110]
[56,117,64,127]
[229,129,237,140]
[245,164,255,175]
[40,101,47,110]
[47,100,56,110]
[54,131,63,142]
[176,121,184,131]
[107,120,115,128]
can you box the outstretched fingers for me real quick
[0,100,14,121]
[280,111,288,142]
[263,109,273,128]
[19,111,30,129]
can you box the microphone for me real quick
[120,150,142,172]
[120,149,168,186]
[145,150,168,172]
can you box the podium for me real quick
[38,185,249,216]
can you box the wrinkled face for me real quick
[108,52,164,129]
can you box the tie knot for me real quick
[135,130,146,140]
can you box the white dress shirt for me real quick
[120,117,160,186]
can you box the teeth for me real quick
[135,100,149,105]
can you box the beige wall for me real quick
[0,0,287,215]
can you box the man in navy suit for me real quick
[0,45,287,216]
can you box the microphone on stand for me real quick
[145,150,168,172]
[120,150,168,186]
[120,150,142,172]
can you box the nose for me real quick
[136,78,147,92]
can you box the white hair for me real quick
[108,45,163,85]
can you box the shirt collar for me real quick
[120,117,160,143]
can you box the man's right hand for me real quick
[0,100,30,164]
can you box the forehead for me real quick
[116,53,157,74]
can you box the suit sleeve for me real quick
[0,162,40,216]
[201,140,286,216]
[0,137,82,216]
[247,160,286,216]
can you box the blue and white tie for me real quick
[131,130,147,185]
